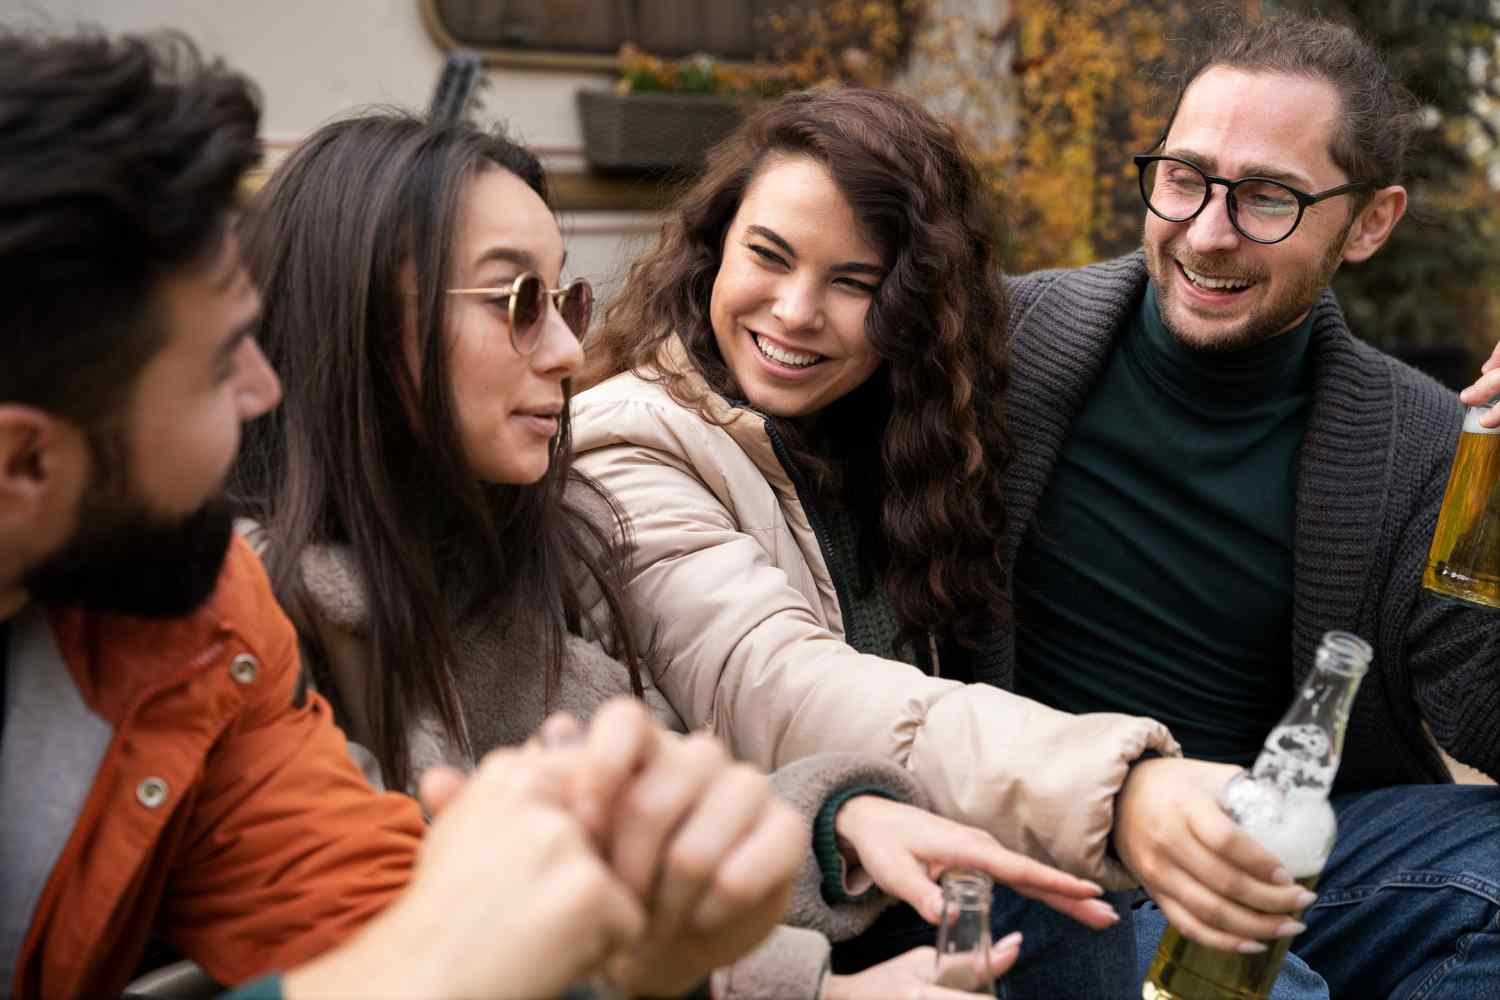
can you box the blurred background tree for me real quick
[916,0,1500,385]
[1273,0,1500,384]
[913,1,1225,271]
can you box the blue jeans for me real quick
[831,887,1139,998]
[1133,784,1500,999]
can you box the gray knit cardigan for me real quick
[997,252,1500,791]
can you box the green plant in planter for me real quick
[613,1,921,98]
[583,3,919,173]
[580,48,747,172]
[616,45,711,94]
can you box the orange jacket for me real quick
[10,535,424,999]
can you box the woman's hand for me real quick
[1458,341,1500,427]
[820,934,1023,1000]
[1112,757,1316,953]
[834,794,1119,929]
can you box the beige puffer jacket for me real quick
[571,343,1181,889]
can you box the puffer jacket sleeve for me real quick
[158,550,424,986]
[572,395,1179,887]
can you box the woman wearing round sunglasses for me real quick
[231,111,1102,999]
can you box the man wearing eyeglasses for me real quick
[995,11,1500,998]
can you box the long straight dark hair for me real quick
[232,112,643,791]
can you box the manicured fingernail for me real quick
[1087,900,1121,923]
[1270,867,1294,885]
[1275,920,1307,938]
[1237,941,1268,955]
[996,931,1023,951]
[1295,890,1318,909]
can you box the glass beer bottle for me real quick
[934,869,996,995]
[1142,631,1372,1000]
[1424,398,1500,608]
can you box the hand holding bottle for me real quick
[1142,631,1370,999]
[1113,757,1315,953]
[1458,339,1500,428]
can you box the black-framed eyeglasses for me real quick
[1133,154,1371,245]
[447,272,593,354]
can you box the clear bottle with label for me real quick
[1142,631,1372,1000]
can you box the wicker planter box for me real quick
[576,89,747,172]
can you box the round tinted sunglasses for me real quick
[447,272,593,354]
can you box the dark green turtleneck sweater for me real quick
[1013,283,1314,766]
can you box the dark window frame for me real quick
[421,0,909,72]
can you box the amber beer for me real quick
[1425,403,1500,608]
[1141,632,1371,1000]
[1142,874,1319,1000]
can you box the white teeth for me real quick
[754,333,821,367]
[1183,265,1252,292]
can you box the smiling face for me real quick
[1144,67,1364,351]
[443,166,583,484]
[709,154,886,419]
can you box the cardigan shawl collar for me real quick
[1002,252,1456,790]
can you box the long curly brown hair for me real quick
[583,87,1013,649]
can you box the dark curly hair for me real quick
[583,87,1013,649]
[0,29,260,434]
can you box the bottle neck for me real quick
[1251,631,1369,794]
[939,870,992,910]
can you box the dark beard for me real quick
[1145,216,1352,353]
[23,494,234,619]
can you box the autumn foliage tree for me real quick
[916,0,1500,380]
[1273,0,1500,376]
[913,0,1221,273]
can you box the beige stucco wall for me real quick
[0,0,661,294]
[0,0,1018,299]
[1,0,595,146]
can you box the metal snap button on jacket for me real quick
[229,653,258,685]
[137,777,169,809]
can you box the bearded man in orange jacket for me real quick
[0,28,805,1000]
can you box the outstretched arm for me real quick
[574,428,1179,887]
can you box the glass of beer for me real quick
[1425,399,1500,608]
